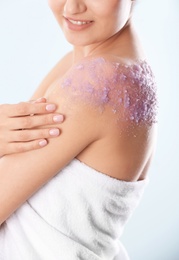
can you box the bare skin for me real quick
[0,99,64,157]
[0,51,73,157]
[0,0,157,225]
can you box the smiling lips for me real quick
[68,19,92,25]
[64,16,93,30]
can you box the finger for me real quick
[27,98,47,116]
[10,128,60,142]
[8,102,58,117]
[6,139,48,154]
[34,97,47,103]
[8,114,64,130]
[28,97,47,104]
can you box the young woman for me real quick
[0,0,158,259]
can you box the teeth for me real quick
[68,19,91,25]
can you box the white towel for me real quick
[0,159,149,260]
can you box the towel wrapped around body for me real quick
[0,159,149,260]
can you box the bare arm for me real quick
[0,87,102,225]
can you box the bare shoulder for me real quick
[51,54,158,128]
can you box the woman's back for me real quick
[41,54,157,183]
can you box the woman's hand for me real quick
[0,98,64,157]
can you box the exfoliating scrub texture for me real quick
[60,57,158,126]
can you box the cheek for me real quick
[87,0,120,21]
[93,1,123,30]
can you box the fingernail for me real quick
[53,115,64,123]
[46,104,56,112]
[49,128,60,136]
[39,139,48,147]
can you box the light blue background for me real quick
[0,0,178,259]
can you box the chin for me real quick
[64,35,97,47]
[64,32,111,47]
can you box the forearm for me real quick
[0,101,98,225]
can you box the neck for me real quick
[71,20,137,64]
